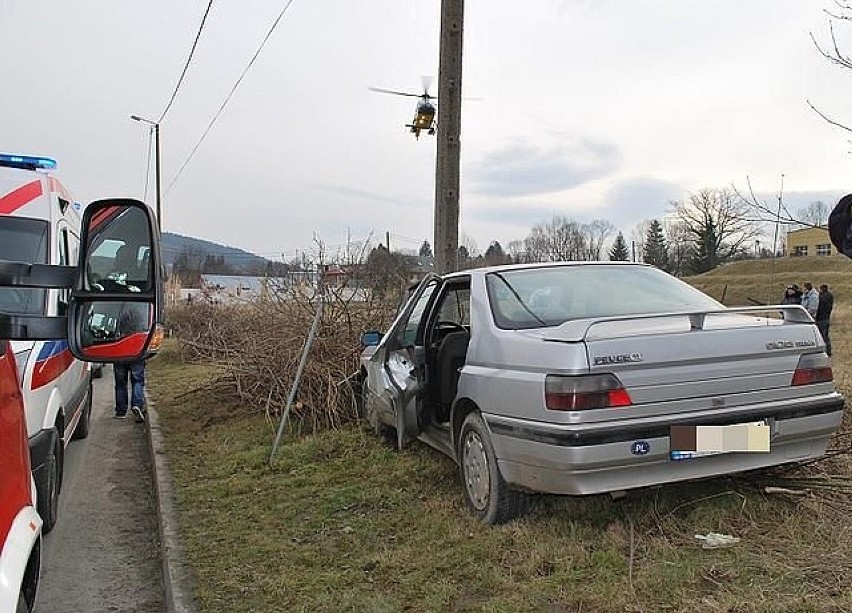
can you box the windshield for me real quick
[0,216,49,315]
[486,265,722,330]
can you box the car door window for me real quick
[437,287,471,327]
[398,281,438,347]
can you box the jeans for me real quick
[816,320,832,357]
[114,360,146,415]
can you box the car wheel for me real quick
[92,363,103,379]
[458,412,526,524]
[72,376,93,440]
[37,432,61,534]
[17,591,28,613]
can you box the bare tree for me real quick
[630,220,651,262]
[797,200,830,227]
[583,219,617,260]
[671,188,761,273]
[809,2,852,136]
[506,239,526,263]
[664,218,693,277]
[460,232,480,258]
[523,215,589,262]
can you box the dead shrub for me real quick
[166,284,402,434]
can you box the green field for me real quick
[148,256,852,612]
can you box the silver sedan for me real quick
[359,262,844,524]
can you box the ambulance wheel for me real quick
[37,433,61,534]
[72,376,93,440]
[17,591,28,613]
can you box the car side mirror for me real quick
[67,199,164,362]
[360,331,383,346]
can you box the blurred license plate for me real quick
[669,421,770,461]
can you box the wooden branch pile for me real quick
[166,285,401,434]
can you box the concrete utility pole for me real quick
[434,0,464,274]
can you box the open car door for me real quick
[372,273,440,448]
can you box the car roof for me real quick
[441,260,652,280]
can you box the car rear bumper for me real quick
[485,395,845,496]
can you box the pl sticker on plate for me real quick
[630,441,651,456]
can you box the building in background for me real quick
[786,226,833,257]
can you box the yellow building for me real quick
[786,226,833,257]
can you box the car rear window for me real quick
[0,216,49,315]
[486,264,722,329]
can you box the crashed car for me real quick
[358,262,844,524]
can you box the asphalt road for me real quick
[36,367,165,613]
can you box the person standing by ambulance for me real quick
[110,246,148,422]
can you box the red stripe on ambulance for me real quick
[0,180,43,214]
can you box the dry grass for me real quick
[148,256,852,612]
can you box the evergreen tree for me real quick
[609,232,630,261]
[643,219,669,270]
[484,241,506,265]
[419,240,433,258]
[690,218,719,273]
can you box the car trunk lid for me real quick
[535,307,824,422]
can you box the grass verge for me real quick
[148,338,852,613]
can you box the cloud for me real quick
[601,176,686,226]
[468,137,622,197]
[749,189,846,213]
[309,182,426,208]
[465,202,561,226]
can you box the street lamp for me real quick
[130,114,161,231]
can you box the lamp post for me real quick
[130,114,161,231]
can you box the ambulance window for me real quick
[57,228,71,315]
[0,217,48,315]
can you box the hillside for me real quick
[685,255,852,306]
[161,232,269,273]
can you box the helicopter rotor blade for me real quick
[368,86,423,98]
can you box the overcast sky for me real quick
[2,0,850,260]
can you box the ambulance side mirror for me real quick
[67,199,164,362]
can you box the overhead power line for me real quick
[159,0,215,123]
[165,0,297,195]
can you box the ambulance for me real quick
[0,340,41,613]
[0,153,93,534]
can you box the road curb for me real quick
[145,393,197,613]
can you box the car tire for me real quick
[457,412,526,525]
[37,432,61,534]
[72,376,93,440]
[17,591,28,613]
[92,364,104,379]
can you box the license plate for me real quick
[670,421,770,461]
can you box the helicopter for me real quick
[369,77,437,139]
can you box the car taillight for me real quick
[792,353,833,386]
[545,374,632,411]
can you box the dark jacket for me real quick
[816,290,834,322]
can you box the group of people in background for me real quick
[781,282,834,356]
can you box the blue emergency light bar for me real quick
[0,153,58,171]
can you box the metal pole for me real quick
[154,123,162,232]
[434,0,464,274]
[269,288,324,461]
